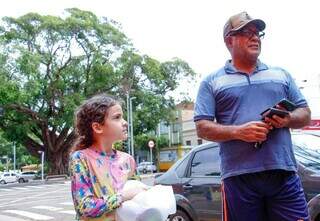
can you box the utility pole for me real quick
[129,97,136,157]
[126,94,131,155]
[2,156,8,172]
[13,142,16,172]
[148,140,155,163]
[38,151,44,181]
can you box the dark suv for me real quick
[155,133,320,221]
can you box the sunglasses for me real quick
[228,30,265,39]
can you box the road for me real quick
[0,174,155,221]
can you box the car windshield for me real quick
[292,133,320,173]
[292,133,320,153]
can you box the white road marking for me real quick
[58,210,76,215]
[41,185,55,187]
[59,202,74,206]
[0,214,27,221]
[32,205,63,211]
[0,189,13,192]
[0,188,65,208]
[25,185,45,189]
[12,187,29,190]
[3,210,54,220]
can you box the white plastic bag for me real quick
[116,180,176,221]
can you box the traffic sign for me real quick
[148,140,155,149]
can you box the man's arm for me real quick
[265,107,311,129]
[195,120,272,143]
[287,107,311,128]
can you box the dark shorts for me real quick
[222,170,310,221]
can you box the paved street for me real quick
[0,180,74,221]
[0,175,155,221]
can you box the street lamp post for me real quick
[38,151,44,181]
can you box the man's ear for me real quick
[224,36,233,50]
[92,122,103,134]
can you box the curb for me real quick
[139,173,156,179]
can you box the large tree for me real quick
[0,9,195,174]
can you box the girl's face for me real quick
[99,104,128,143]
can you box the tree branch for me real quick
[7,104,44,124]
[54,126,70,151]
[64,130,76,150]
[23,136,44,157]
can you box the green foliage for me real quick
[0,163,5,171]
[0,9,195,174]
[135,134,169,151]
[0,131,39,169]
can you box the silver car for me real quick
[17,171,37,183]
[137,161,157,174]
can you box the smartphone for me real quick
[261,107,289,118]
[275,99,297,112]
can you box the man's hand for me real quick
[236,121,272,142]
[264,105,291,128]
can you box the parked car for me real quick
[34,170,47,180]
[137,161,157,174]
[0,172,18,184]
[17,171,37,183]
[155,133,320,221]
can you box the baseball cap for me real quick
[223,12,266,38]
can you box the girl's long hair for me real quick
[71,94,119,153]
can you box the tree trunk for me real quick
[47,147,71,175]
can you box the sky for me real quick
[0,0,319,114]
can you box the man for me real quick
[194,12,311,221]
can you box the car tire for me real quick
[18,178,25,183]
[169,209,191,221]
[0,180,6,184]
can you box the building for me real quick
[157,102,209,148]
[297,74,320,132]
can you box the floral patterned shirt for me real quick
[70,148,136,221]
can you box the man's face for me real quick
[227,24,264,61]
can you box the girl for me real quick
[70,94,146,221]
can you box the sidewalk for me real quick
[139,173,156,179]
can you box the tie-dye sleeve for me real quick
[128,155,137,178]
[70,151,122,218]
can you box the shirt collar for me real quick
[224,59,268,74]
[90,147,118,159]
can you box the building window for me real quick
[197,139,203,145]
[186,140,191,146]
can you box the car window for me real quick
[175,154,191,178]
[4,174,9,177]
[190,147,221,177]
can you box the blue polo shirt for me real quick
[194,60,308,179]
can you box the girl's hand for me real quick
[120,185,149,201]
